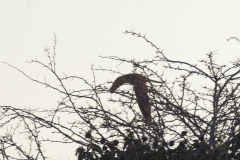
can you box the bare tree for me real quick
[1,33,240,159]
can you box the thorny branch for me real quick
[1,33,240,159]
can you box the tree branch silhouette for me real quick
[1,33,240,159]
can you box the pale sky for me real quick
[1,0,240,159]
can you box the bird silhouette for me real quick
[110,73,162,123]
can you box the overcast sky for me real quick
[1,1,240,159]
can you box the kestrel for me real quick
[110,73,162,123]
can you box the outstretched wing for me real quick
[109,75,126,93]
[110,73,151,123]
[133,75,151,122]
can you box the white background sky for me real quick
[1,0,240,159]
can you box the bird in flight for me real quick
[110,73,163,123]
